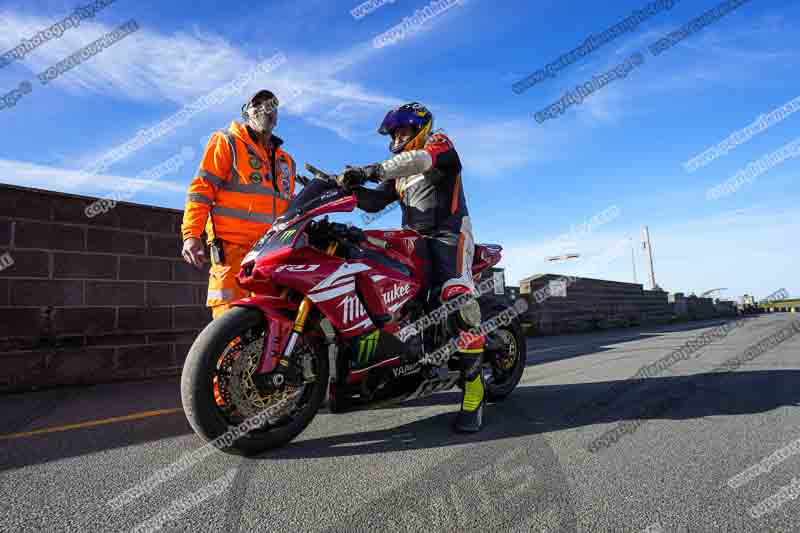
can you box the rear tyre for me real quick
[485,319,526,401]
[181,306,328,456]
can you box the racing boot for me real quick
[454,351,485,433]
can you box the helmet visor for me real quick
[378,109,427,136]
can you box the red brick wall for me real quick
[0,183,212,392]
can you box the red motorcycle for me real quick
[180,165,526,455]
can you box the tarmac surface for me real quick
[2,313,800,532]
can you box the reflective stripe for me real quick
[219,180,281,197]
[211,206,274,224]
[207,288,235,302]
[221,132,241,181]
[187,192,213,205]
[198,169,224,187]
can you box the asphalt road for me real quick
[2,313,800,532]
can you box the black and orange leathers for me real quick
[353,132,483,350]
[181,121,296,316]
[355,132,467,236]
[353,131,472,289]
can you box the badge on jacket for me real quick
[279,157,291,194]
[249,172,262,184]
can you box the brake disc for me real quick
[225,335,304,424]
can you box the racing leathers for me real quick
[352,131,486,432]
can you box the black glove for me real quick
[363,164,385,182]
[337,165,367,192]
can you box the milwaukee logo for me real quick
[338,294,367,324]
[383,284,411,305]
[392,363,420,378]
[338,284,412,324]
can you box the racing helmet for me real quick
[378,102,433,154]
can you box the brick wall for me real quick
[0,183,212,392]
[519,274,673,335]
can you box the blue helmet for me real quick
[378,102,434,154]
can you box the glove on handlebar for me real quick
[337,164,385,192]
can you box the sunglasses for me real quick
[246,99,279,117]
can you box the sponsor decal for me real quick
[383,283,411,305]
[279,229,297,243]
[274,263,320,273]
[339,294,367,324]
[338,284,412,325]
[357,331,380,364]
[392,362,420,378]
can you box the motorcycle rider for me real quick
[181,89,297,319]
[337,102,486,433]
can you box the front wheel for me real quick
[180,306,329,456]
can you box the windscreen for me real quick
[274,178,347,226]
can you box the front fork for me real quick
[257,241,339,382]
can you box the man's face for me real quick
[246,98,278,134]
[392,125,415,146]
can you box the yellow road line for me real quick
[0,408,183,441]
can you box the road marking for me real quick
[0,408,183,441]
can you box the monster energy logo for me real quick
[357,331,379,364]
[279,229,297,243]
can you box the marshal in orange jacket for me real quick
[181,120,297,246]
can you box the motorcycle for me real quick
[180,164,526,455]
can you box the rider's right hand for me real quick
[182,237,208,269]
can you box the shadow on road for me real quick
[524,318,743,367]
[260,368,800,461]
[0,317,774,471]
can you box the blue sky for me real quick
[0,0,797,301]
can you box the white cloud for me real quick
[0,10,403,163]
[0,157,185,198]
[1,6,556,180]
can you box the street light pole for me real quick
[641,225,658,290]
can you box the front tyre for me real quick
[181,306,328,456]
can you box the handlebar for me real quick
[304,162,382,187]
[305,163,336,183]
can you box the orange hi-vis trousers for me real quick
[207,241,253,319]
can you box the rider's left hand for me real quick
[337,165,367,192]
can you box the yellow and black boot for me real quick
[454,353,485,433]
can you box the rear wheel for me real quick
[181,306,329,455]
[483,319,526,401]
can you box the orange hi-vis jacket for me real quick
[181,121,297,246]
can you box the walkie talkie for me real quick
[208,211,225,265]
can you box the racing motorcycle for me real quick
[180,164,526,455]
